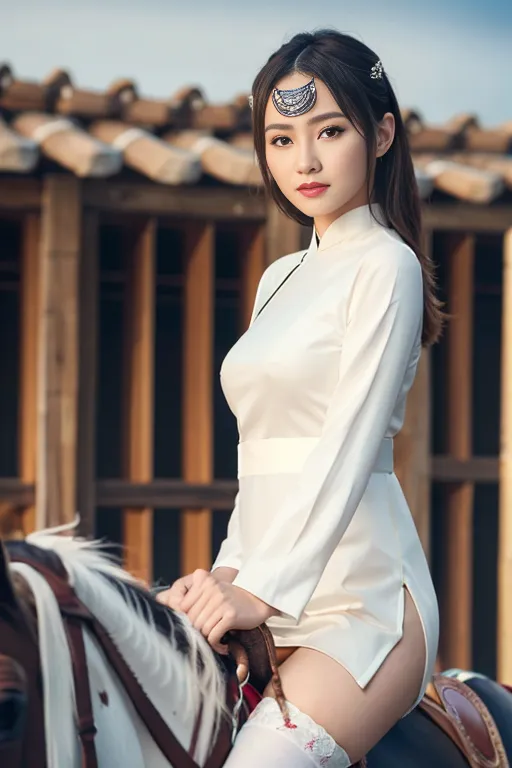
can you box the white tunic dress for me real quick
[212,203,439,708]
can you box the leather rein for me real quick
[9,553,232,768]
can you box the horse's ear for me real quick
[0,541,18,609]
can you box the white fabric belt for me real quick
[237,436,393,478]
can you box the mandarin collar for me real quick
[307,203,387,257]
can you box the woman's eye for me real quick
[320,126,344,139]
[270,135,292,147]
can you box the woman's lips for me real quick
[297,185,330,198]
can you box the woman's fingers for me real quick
[156,587,178,608]
[208,614,234,652]
[155,575,192,609]
[198,609,230,653]
[187,588,221,628]
[180,569,216,613]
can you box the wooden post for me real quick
[76,211,99,536]
[394,229,433,560]
[122,218,157,583]
[36,176,81,529]
[395,348,432,560]
[18,214,40,535]
[440,233,475,670]
[498,228,512,683]
[240,224,266,330]
[181,223,214,574]
[266,202,303,265]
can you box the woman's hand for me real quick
[210,566,239,585]
[156,569,277,653]
[155,566,237,612]
[155,574,193,611]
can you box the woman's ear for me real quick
[376,112,395,158]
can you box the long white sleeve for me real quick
[232,247,423,620]
[211,492,242,571]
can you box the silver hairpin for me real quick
[248,94,254,110]
[272,77,317,117]
[370,60,384,80]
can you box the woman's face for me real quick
[264,72,393,235]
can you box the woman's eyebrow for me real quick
[265,111,346,133]
[307,111,345,126]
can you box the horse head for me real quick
[0,539,46,767]
[0,531,233,768]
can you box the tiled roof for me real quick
[1,64,511,204]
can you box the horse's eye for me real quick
[0,690,27,742]
[0,656,28,743]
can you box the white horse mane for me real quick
[14,523,226,767]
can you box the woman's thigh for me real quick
[264,589,426,763]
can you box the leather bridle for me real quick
[8,551,233,768]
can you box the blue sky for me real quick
[2,0,511,126]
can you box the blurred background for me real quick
[0,0,511,685]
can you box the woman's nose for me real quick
[294,142,321,175]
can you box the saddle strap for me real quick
[65,617,99,768]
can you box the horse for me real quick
[1,525,512,767]
[0,525,232,768]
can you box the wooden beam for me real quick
[0,480,34,506]
[122,218,157,584]
[0,478,239,510]
[36,176,81,529]
[498,228,512,682]
[431,456,498,482]
[181,223,214,573]
[82,181,266,220]
[422,204,512,234]
[5,459,500,511]
[97,479,237,509]
[266,202,304,265]
[17,214,40,535]
[0,179,42,210]
[439,233,475,671]
[240,224,266,330]
[76,211,99,536]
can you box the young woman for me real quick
[158,29,443,767]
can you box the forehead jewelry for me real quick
[272,77,317,117]
[370,60,384,80]
[248,63,382,111]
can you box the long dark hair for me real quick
[251,30,443,346]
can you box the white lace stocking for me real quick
[222,697,352,767]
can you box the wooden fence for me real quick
[0,174,511,682]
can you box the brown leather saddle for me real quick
[422,675,508,768]
[232,625,509,768]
